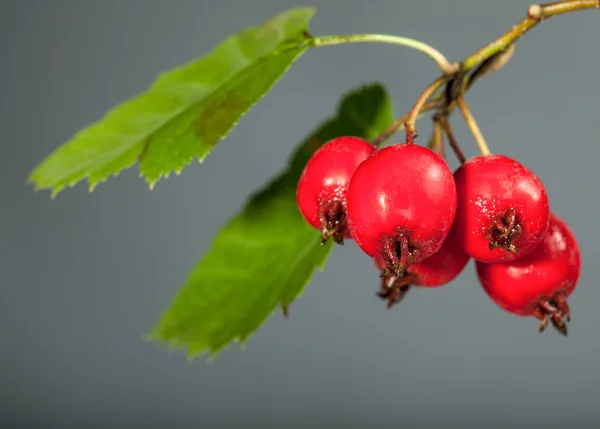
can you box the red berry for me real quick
[475,213,580,335]
[453,154,550,263]
[296,136,376,244]
[347,143,457,278]
[375,221,470,307]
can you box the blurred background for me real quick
[2,0,599,427]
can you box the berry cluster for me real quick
[296,134,580,336]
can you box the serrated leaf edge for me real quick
[27,8,316,198]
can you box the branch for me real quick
[372,0,598,144]
[462,0,599,71]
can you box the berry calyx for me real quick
[453,153,550,263]
[475,213,580,336]
[375,221,470,308]
[296,136,376,244]
[347,143,457,279]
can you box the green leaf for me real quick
[28,8,315,197]
[149,83,394,359]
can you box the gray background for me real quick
[2,0,599,427]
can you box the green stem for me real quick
[456,97,490,156]
[370,0,598,147]
[406,76,447,132]
[438,115,466,164]
[310,34,458,74]
[370,100,438,148]
[427,119,444,158]
[461,0,599,71]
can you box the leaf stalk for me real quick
[311,34,458,74]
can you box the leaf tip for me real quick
[26,171,53,197]
[25,172,36,187]
[26,179,42,197]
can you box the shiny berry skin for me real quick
[475,213,580,336]
[347,143,457,278]
[296,136,376,244]
[453,154,550,263]
[375,221,470,308]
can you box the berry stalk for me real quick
[456,96,491,156]
[405,76,447,138]
[427,119,444,157]
[437,115,466,164]
[370,100,438,148]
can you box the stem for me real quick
[456,97,490,156]
[461,0,599,71]
[427,120,444,157]
[371,100,438,148]
[466,44,516,91]
[361,1,597,150]
[406,76,447,133]
[311,34,458,74]
[438,115,466,164]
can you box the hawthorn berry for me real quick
[347,142,457,279]
[296,136,376,244]
[453,154,550,263]
[375,221,470,308]
[475,213,580,336]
